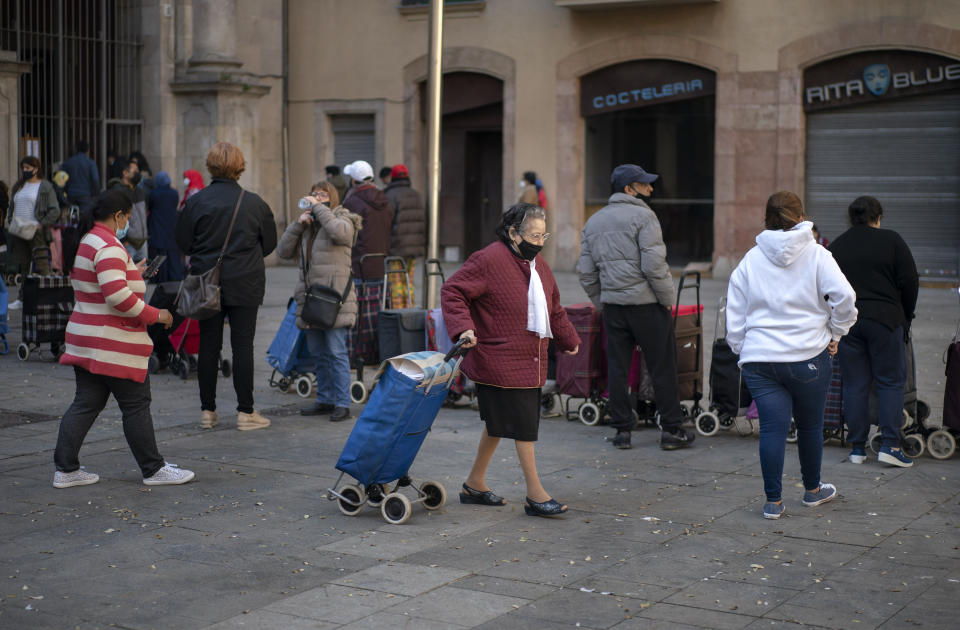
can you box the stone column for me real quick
[0,52,31,183]
[189,0,241,71]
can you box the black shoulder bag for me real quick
[175,190,244,320]
[300,221,353,329]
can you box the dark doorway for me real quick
[463,131,504,255]
[585,95,715,266]
[421,72,504,259]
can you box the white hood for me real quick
[755,221,815,268]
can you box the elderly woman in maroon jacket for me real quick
[442,203,580,517]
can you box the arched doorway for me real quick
[581,59,716,266]
[419,72,504,259]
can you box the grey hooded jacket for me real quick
[577,192,675,309]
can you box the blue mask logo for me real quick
[863,63,890,96]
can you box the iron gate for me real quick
[0,0,142,181]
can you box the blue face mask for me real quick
[116,215,129,240]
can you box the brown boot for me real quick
[237,410,271,431]
[200,410,218,430]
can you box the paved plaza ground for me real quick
[1,265,958,629]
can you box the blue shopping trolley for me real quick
[266,299,318,398]
[327,340,468,525]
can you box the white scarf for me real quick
[526,257,553,339]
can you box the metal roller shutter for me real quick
[331,114,375,167]
[805,92,960,281]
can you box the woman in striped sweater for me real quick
[53,190,195,488]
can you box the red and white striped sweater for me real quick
[60,224,160,382]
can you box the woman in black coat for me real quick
[175,142,278,432]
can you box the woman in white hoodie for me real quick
[726,191,857,520]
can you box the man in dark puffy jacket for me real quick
[343,160,393,280]
[384,163,425,307]
[578,164,695,452]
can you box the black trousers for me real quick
[603,303,684,431]
[198,304,259,414]
[54,367,165,477]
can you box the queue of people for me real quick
[0,146,929,523]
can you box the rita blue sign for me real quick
[581,59,716,117]
[803,50,960,111]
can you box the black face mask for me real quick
[130,172,142,185]
[632,186,648,200]
[516,239,542,261]
[22,169,35,181]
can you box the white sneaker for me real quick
[8,299,22,310]
[53,468,100,488]
[143,463,196,486]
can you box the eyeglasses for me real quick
[522,232,551,243]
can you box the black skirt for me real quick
[476,384,541,442]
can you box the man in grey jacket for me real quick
[578,164,694,451]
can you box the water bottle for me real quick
[298,197,313,210]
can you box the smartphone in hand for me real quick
[142,255,167,278]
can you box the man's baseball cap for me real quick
[611,164,658,190]
[346,160,374,182]
[390,164,409,179]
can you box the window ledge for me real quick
[399,1,486,19]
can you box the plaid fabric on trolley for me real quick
[823,354,843,430]
[22,274,74,345]
[349,279,384,366]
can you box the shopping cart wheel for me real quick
[869,432,883,455]
[917,400,930,425]
[541,393,557,414]
[901,409,911,430]
[381,493,412,525]
[926,430,956,460]
[695,411,720,437]
[350,380,368,404]
[786,420,798,444]
[17,343,30,361]
[336,485,365,516]
[221,359,231,377]
[366,484,389,507]
[901,434,925,458]
[178,361,189,381]
[295,375,313,398]
[420,480,446,510]
[14,273,23,287]
[578,402,601,426]
[148,354,160,374]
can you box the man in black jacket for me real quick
[829,195,919,468]
[175,142,278,432]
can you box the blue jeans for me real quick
[838,319,906,449]
[304,327,351,408]
[124,241,148,263]
[742,349,832,502]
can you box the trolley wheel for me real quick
[14,273,23,287]
[350,380,368,404]
[926,430,956,460]
[869,432,883,455]
[148,354,160,374]
[786,420,798,444]
[901,434,925,458]
[578,402,601,426]
[295,375,313,398]
[221,359,231,377]
[178,361,189,381]
[695,411,720,437]
[901,409,912,430]
[541,393,557,414]
[366,483,389,507]
[917,400,931,425]
[17,343,29,361]
[277,377,291,393]
[381,493,412,525]
[336,484,365,516]
[420,480,447,510]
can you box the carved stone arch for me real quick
[553,34,737,267]
[402,46,516,214]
